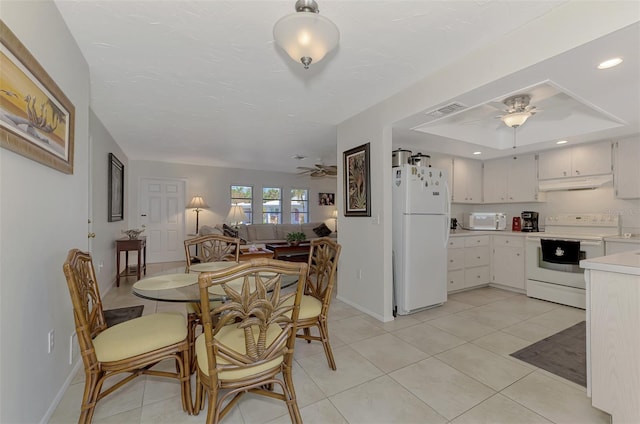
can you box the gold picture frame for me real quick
[0,21,75,174]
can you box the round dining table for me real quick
[132,261,298,303]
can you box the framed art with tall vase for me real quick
[0,21,75,174]
[108,153,124,222]
[343,142,371,217]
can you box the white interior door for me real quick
[139,178,185,263]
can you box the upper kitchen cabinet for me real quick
[483,154,542,203]
[538,141,612,180]
[452,157,482,203]
[614,138,640,199]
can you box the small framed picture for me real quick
[318,192,335,206]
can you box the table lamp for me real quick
[331,209,338,232]
[226,204,247,229]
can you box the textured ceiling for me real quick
[53,1,638,172]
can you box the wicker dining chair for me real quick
[285,237,341,370]
[184,234,241,372]
[62,249,192,423]
[194,259,307,424]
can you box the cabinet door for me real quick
[483,158,508,203]
[465,266,489,288]
[492,246,525,289]
[453,157,482,203]
[538,149,572,179]
[508,154,538,202]
[447,269,465,292]
[572,142,612,176]
[615,139,640,199]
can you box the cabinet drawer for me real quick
[464,236,489,247]
[447,237,465,248]
[465,266,489,287]
[493,235,524,248]
[464,246,490,267]
[447,248,465,270]
[447,270,465,292]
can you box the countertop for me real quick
[580,249,640,276]
[449,229,533,237]
[603,235,640,243]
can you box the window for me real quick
[290,189,309,224]
[262,187,281,224]
[230,185,252,223]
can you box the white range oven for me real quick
[525,214,619,309]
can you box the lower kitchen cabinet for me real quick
[447,235,490,292]
[491,235,525,290]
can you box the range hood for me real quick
[538,174,613,191]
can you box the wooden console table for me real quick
[116,237,147,287]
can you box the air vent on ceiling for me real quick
[425,102,468,119]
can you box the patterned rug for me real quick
[104,305,144,327]
[510,321,586,387]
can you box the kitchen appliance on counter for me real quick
[450,218,458,230]
[525,214,620,309]
[512,217,522,231]
[463,212,507,231]
[410,153,431,167]
[392,164,450,315]
[521,211,539,232]
[392,149,412,167]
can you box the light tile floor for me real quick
[50,262,610,424]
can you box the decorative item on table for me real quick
[286,231,306,246]
[122,228,144,240]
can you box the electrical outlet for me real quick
[98,261,104,273]
[48,330,55,354]
[69,332,78,364]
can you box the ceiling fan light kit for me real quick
[273,0,340,69]
[500,94,537,128]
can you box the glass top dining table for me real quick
[132,261,298,303]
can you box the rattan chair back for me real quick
[184,234,240,272]
[194,258,307,424]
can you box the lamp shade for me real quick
[226,204,247,225]
[501,111,532,128]
[331,209,338,219]
[187,195,209,210]
[273,10,339,69]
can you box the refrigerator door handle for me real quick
[444,181,451,247]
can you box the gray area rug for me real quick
[104,305,144,327]
[510,321,586,387]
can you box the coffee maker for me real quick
[521,211,539,232]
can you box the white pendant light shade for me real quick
[273,1,339,69]
[501,111,532,128]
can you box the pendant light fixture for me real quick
[273,0,340,69]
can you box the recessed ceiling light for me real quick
[556,140,568,145]
[597,57,623,69]
[473,151,482,155]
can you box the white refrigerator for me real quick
[392,164,450,316]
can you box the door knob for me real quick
[88,232,96,238]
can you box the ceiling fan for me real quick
[297,164,338,177]
[498,94,538,128]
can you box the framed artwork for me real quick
[108,153,124,222]
[0,21,75,174]
[343,142,371,217]
[318,192,335,206]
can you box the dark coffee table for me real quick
[265,243,311,262]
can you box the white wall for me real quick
[0,1,90,422]
[128,161,337,251]
[90,110,130,292]
[336,2,640,321]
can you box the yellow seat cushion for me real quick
[283,294,322,320]
[196,324,284,380]
[93,312,187,362]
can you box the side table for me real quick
[116,237,147,287]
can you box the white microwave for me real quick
[463,213,507,231]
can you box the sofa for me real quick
[198,222,335,247]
